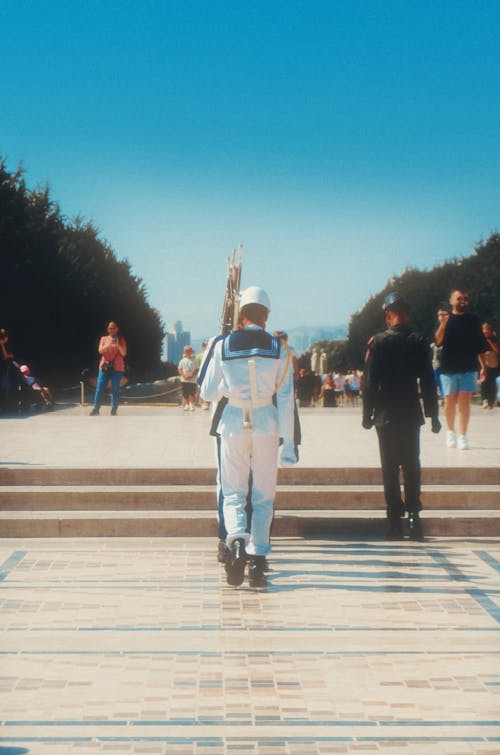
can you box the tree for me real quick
[346,235,500,366]
[0,159,164,387]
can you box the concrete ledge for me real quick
[1,509,499,538]
[1,484,499,511]
[1,466,499,485]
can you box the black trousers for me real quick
[376,423,422,521]
[481,368,498,407]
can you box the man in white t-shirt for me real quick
[334,372,345,406]
[178,345,198,411]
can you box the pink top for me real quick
[99,336,126,372]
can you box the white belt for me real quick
[227,396,273,435]
[227,397,273,409]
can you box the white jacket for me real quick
[199,325,297,463]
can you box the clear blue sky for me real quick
[2,0,499,338]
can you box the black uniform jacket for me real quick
[363,325,438,428]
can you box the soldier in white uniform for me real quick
[199,286,298,587]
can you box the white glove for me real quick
[280,440,298,467]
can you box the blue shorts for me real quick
[440,371,477,396]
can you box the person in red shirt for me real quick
[90,321,127,416]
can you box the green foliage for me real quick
[307,339,351,372]
[346,236,500,367]
[0,159,164,387]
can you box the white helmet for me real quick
[239,286,271,311]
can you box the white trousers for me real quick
[220,430,279,556]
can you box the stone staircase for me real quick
[1,466,500,538]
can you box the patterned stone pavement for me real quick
[1,403,499,469]
[1,537,500,754]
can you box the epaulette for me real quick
[364,335,375,363]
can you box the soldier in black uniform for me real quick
[362,293,441,540]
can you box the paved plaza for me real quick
[1,404,500,754]
[1,537,500,754]
[1,403,499,469]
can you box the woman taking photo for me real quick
[90,321,127,416]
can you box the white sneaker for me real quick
[189,404,194,412]
[446,430,457,448]
[482,400,489,409]
[183,405,189,411]
[457,434,469,450]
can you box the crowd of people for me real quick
[3,291,498,429]
[295,367,362,408]
[1,286,499,586]
[177,344,365,413]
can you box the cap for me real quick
[20,365,30,374]
[239,286,271,311]
[383,292,409,313]
[183,345,194,354]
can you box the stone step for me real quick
[1,465,496,538]
[1,467,499,486]
[0,509,499,538]
[1,484,500,511]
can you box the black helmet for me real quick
[383,292,409,313]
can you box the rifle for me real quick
[220,245,243,334]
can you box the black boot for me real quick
[408,512,424,541]
[217,539,227,564]
[386,519,403,541]
[248,556,267,588]
[225,538,246,586]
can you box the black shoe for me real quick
[248,556,267,588]
[89,409,99,416]
[225,538,246,586]
[408,512,424,541]
[386,520,404,540]
[110,408,117,416]
[217,539,227,564]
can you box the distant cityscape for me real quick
[163,321,347,363]
[162,321,191,365]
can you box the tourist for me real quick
[89,321,127,416]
